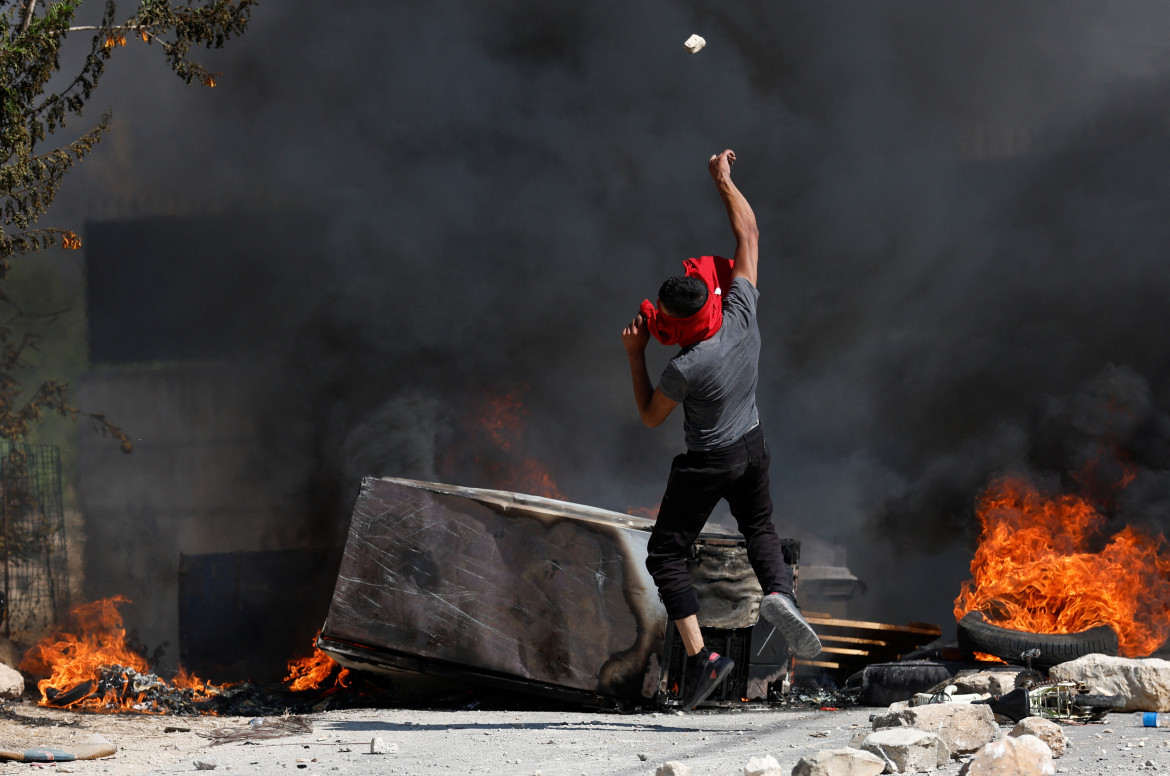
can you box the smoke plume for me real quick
[51,1,1170,635]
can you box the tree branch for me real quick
[19,0,37,35]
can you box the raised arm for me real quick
[708,149,760,286]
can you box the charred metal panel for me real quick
[320,477,808,706]
[321,477,668,702]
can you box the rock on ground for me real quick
[1049,653,1170,712]
[949,669,1029,696]
[0,636,24,671]
[0,662,23,699]
[1009,717,1066,758]
[860,727,949,773]
[959,734,1054,776]
[743,753,782,776]
[657,762,692,776]
[790,747,886,776]
[871,701,999,755]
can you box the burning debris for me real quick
[956,474,1170,652]
[19,596,223,714]
[953,470,1170,665]
[18,597,376,716]
[41,664,220,715]
[283,632,350,693]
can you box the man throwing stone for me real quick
[621,149,822,710]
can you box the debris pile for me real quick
[783,653,1170,774]
[954,473,1170,662]
[19,597,390,716]
[42,664,220,715]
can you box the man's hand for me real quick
[708,149,736,182]
[622,312,651,355]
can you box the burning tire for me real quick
[957,611,1119,670]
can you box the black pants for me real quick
[645,424,793,621]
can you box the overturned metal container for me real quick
[318,476,797,707]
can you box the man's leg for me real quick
[725,429,822,658]
[675,614,705,656]
[646,453,735,709]
[645,454,725,649]
[723,430,791,596]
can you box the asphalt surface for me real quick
[0,700,1165,775]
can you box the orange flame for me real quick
[954,475,1170,656]
[973,652,1007,664]
[20,596,221,713]
[473,390,565,500]
[283,632,349,692]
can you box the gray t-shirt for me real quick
[658,277,761,451]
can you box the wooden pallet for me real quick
[796,613,942,674]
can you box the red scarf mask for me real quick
[640,256,734,347]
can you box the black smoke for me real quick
[50,1,1170,635]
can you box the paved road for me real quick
[0,701,1165,775]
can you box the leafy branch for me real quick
[0,0,254,446]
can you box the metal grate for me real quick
[662,624,754,705]
[658,536,801,707]
[0,443,67,637]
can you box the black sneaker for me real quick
[759,592,823,658]
[678,649,735,710]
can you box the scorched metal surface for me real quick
[319,477,672,705]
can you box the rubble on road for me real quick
[871,701,1000,756]
[0,662,22,699]
[859,727,950,772]
[945,668,1034,696]
[1009,717,1066,758]
[958,734,1054,776]
[742,753,782,776]
[790,747,885,776]
[1049,654,1170,712]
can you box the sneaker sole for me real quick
[760,596,823,658]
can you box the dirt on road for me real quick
[0,699,1162,775]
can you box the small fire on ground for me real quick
[284,636,349,692]
[954,473,1170,656]
[20,596,350,714]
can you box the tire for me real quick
[1073,693,1125,710]
[956,611,1119,670]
